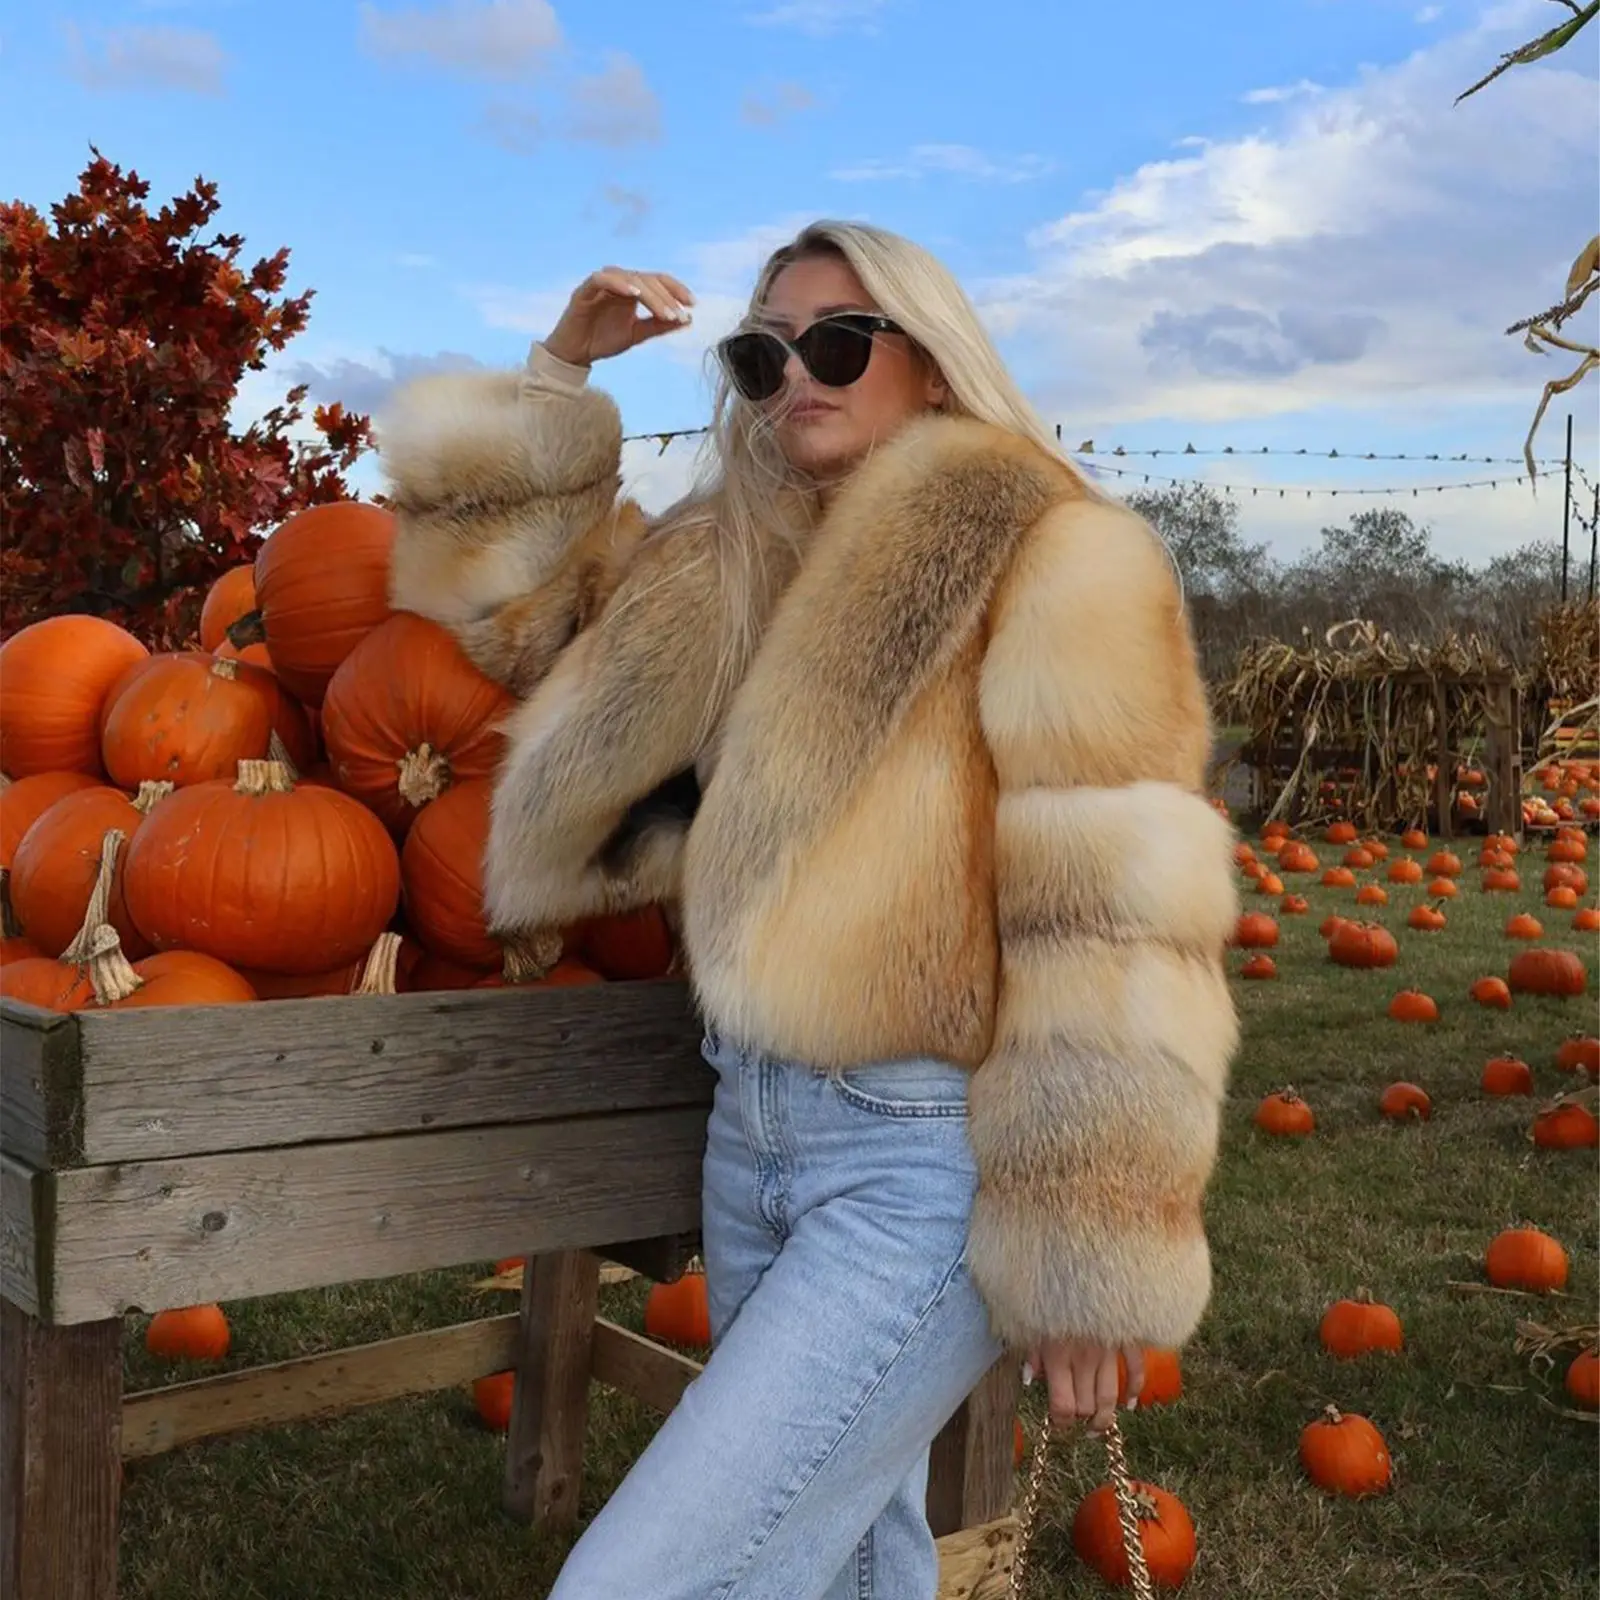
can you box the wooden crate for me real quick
[0,981,1017,1598]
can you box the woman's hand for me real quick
[1022,1337,1143,1436]
[543,268,697,368]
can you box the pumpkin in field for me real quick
[1231,912,1279,949]
[199,565,259,652]
[1277,841,1318,874]
[1425,850,1461,878]
[1387,989,1438,1023]
[1531,1096,1599,1150]
[9,784,171,957]
[233,501,397,706]
[1555,1035,1600,1079]
[1256,872,1284,896]
[401,778,502,969]
[1117,1347,1183,1408]
[1342,846,1375,870]
[145,1304,231,1361]
[1548,833,1588,865]
[1426,876,1457,899]
[1321,865,1356,888]
[1481,1055,1533,1096]
[1328,921,1397,969]
[1355,883,1388,906]
[1387,858,1423,885]
[1566,1348,1600,1409]
[122,759,400,975]
[1507,948,1586,998]
[1379,1081,1431,1120]
[1299,1405,1391,1496]
[1469,975,1512,1009]
[1504,912,1543,940]
[644,1270,711,1347]
[1399,828,1428,850]
[1239,952,1277,979]
[1574,907,1600,933]
[1254,1087,1313,1137]
[1280,893,1309,915]
[1544,863,1588,898]
[320,611,514,834]
[1319,1289,1404,1358]
[99,653,314,789]
[1484,1226,1567,1291]
[1482,866,1520,893]
[1072,1481,1196,1589]
[0,616,149,778]
[1326,820,1357,845]
[1406,903,1446,931]
[473,1371,515,1432]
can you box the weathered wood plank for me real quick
[31,980,710,1167]
[590,1317,703,1413]
[503,1250,600,1528]
[926,1357,1020,1538]
[1,1299,122,1600]
[934,1514,1018,1600]
[121,1313,524,1460]
[1,1152,46,1319]
[46,1107,709,1323]
[596,1231,700,1283]
[0,1003,82,1168]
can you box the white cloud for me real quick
[1240,78,1325,105]
[567,51,661,146]
[745,0,888,35]
[831,144,1055,183]
[975,0,1599,445]
[741,81,816,126]
[358,0,562,79]
[63,22,226,94]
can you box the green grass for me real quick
[119,842,1599,1599]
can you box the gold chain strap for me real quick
[1009,1411,1155,1600]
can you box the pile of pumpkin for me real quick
[0,501,675,1013]
[1523,755,1600,831]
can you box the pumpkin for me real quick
[1319,1289,1404,1358]
[1548,833,1589,864]
[100,652,313,789]
[1505,912,1543,940]
[1507,948,1587,998]
[1480,847,1515,871]
[1239,952,1277,980]
[1532,1096,1599,1150]
[1387,858,1423,884]
[1574,907,1600,933]
[122,759,400,974]
[1426,876,1457,899]
[1470,975,1512,1010]
[0,936,42,967]
[473,1371,515,1431]
[1072,1481,1196,1590]
[1278,841,1318,874]
[1484,1226,1568,1291]
[1425,850,1461,878]
[1387,989,1438,1023]
[1279,893,1309,915]
[145,1303,230,1361]
[1379,1081,1431,1120]
[400,778,502,969]
[0,770,102,871]
[1241,859,1265,882]
[1321,866,1357,888]
[1546,885,1579,909]
[234,501,396,705]
[1484,831,1519,855]
[1256,872,1284,895]
[1342,846,1375,870]
[1482,1055,1533,1096]
[1326,821,1357,845]
[1355,883,1389,906]
[408,950,492,992]
[1400,828,1428,850]
[1232,912,1279,949]
[1544,863,1588,897]
[1482,867,1521,892]
[1261,820,1291,842]
[1319,913,1352,940]
[9,783,170,957]
[478,954,606,989]
[0,616,149,778]
[319,611,515,834]
[1566,1348,1600,1409]
[1329,922,1398,969]
[1406,903,1446,931]
[1233,841,1256,868]
[1362,838,1389,860]
[1255,1087,1314,1137]
[0,953,93,1011]
[199,565,259,652]
[1299,1405,1391,1496]
[1116,1347,1183,1408]
[1555,1035,1600,1078]
[215,636,275,673]
[644,1270,711,1346]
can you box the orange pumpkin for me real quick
[1342,846,1375,870]
[1406,903,1446,931]
[1232,912,1279,948]
[1555,1035,1600,1078]
[473,1370,515,1431]
[1319,1289,1404,1358]
[644,1271,711,1346]
[0,770,102,871]
[1256,871,1284,895]
[1116,1346,1183,1408]
[1379,1081,1431,1119]
[0,936,42,967]
[320,611,515,834]
[1544,863,1588,898]
[1325,821,1357,845]
[239,501,397,706]
[1425,850,1461,878]
[1481,1054,1532,1096]
[1239,952,1277,979]
[1255,1087,1314,1136]
[1548,833,1589,865]
[1546,884,1579,909]
[1355,883,1389,906]
[1321,866,1357,888]
[1278,841,1319,874]
[1505,912,1543,940]
[1280,893,1309,915]
[1399,828,1428,850]
[1532,1097,1599,1149]
[1328,922,1398,969]
[145,1304,231,1361]
[1387,858,1423,884]
[1574,906,1600,933]
[1507,948,1587,998]
[1072,1481,1196,1589]
[1565,1348,1599,1410]
[400,779,501,969]
[1484,1226,1567,1291]
[0,616,149,778]
[1299,1405,1391,1496]
[1387,989,1438,1023]
[122,759,400,974]
[1482,866,1521,892]
[1470,975,1512,1010]
[199,565,259,652]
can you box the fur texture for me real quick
[378,367,1241,1352]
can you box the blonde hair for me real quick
[656,219,1106,729]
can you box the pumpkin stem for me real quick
[266,729,300,781]
[501,929,563,984]
[132,780,175,814]
[235,759,296,796]
[396,742,451,810]
[210,657,240,681]
[1130,1488,1162,1521]
[83,922,144,1005]
[62,830,126,963]
[225,608,267,649]
[1321,1403,1346,1425]
[353,932,402,996]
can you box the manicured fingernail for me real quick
[1125,1397,1138,1410]
[1020,1362,1035,1388]
[625,281,643,296]
[677,308,692,323]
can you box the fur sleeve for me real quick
[480,522,728,936]
[964,497,1241,1353]
[376,369,648,694]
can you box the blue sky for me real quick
[5,0,1597,563]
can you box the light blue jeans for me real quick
[545,1027,1008,1600]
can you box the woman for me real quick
[378,221,1240,1600]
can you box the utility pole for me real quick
[1560,412,1572,602]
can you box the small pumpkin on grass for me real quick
[1072,1481,1196,1591]
[1319,1289,1404,1358]
[1484,1226,1568,1292]
[473,1371,515,1432]
[1574,906,1600,933]
[1355,883,1389,907]
[1565,1348,1599,1410]
[1555,1035,1600,1080]
[1481,1054,1533,1096]
[1299,1405,1392,1497]
[1328,922,1397,968]
[1279,893,1309,915]
[1239,953,1277,980]
[1470,975,1512,1010]
[1379,1082,1431,1120]
[1407,902,1446,931]
[1531,1093,1598,1150]
[1255,1087,1314,1137]
[1232,912,1279,948]
[1387,858,1423,885]
[1426,876,1457,899]
[644,1270,712,1347]
[1387,989,1439,1024]
[1116,1347,1183,1408]
[1504,912,1543,940]
[1507,948,1587,998]
[146,1304,231,1362]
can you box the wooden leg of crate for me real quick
[1486,681,1521,840]
[925,1354,1018,1538]
[1,1299,122,1600]
[501,1249,601,1531]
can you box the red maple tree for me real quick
[1,148,374,646]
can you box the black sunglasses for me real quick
[716,312,904,403]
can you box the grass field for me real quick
[118,835,1599,1600]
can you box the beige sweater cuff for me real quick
[522,340,593,400]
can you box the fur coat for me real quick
[377,359,1242,1354]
